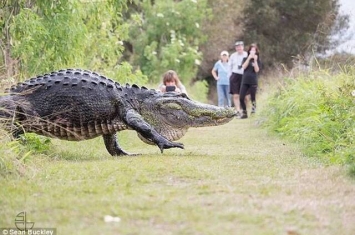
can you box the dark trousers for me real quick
[239,83,257,111]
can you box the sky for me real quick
[336,0,355,53]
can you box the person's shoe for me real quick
[240,110,248,119]
[251,102,256,114]
[235,111,241,118]
[251,106,256,114]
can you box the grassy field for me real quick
[1,116,355,235]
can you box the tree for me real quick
[0,0,29,79]
[1,0,146,84]
[126,0,212,83]
[197,0,246,102]
[242,0,349,69]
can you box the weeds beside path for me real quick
[1,117,354,235]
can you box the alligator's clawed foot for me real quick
[125,152,141,157]
[112,149,141,157]
[158,141,184,153]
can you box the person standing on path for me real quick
[212,50,231,107]
[228,41,248,116]
[239,43,261,119]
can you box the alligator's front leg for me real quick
[125,109,184,153]
[103,133,135,156]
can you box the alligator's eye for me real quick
[180,93,190,100]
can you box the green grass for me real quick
[1,117,355,235]
[260,67,355,170]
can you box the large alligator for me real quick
[0,69,236,156]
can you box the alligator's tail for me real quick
[0,95,23,138]
[0,95,15,119]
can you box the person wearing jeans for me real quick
[212,50,231,107]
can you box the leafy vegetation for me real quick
[242,0,349,69]
[0,128,52,177]
[127,0,211,83]
[260,66,355,175]
[1,0,146,83]
[2,0,348,83]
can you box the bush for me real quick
[0,130,26,177]
[0,127,52,177]
[187,80,209,103]
[260,66,355,175]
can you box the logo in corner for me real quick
[15,211,35,231]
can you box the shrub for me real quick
[0,127,52,177]
[260,66,355,175]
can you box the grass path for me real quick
[1,117,355,235]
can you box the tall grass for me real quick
[0,127,32,177]
[260,66,355,175]
[0,121,52,177]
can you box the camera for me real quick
[166,86,176,92]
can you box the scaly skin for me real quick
[0,69,236,156]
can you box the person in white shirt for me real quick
[228,41,248,116]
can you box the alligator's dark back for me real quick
[8,69,116,93]
[2,69,149,140]
[9,69,124,123]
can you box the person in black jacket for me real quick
[239,43,261,119]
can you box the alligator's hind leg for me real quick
[103,133,136,156]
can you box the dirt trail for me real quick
[1,114,354,235]
[179,116,355,234]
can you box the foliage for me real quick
[260,66,355,175]
[243,0,349,68]
[317,52,355,72]
[127,0,211,83]
[187,80,209,103]
[2,0,146,84]
[0,133,22,177]
[19,133,52,154]
[0,128,52,177]
[0,132,26,177]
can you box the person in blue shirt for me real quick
[211,50,231,107]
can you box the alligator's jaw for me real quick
[139,92,236,142]
[185,102,236,127]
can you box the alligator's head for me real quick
[138,91,236,144]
